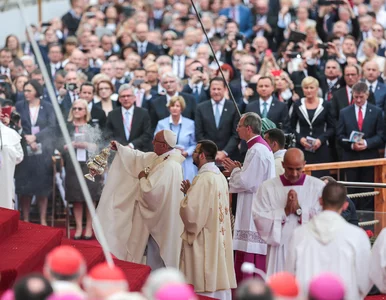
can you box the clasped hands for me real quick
[353,140,367,151]
[300,137,321,151]
[284,189,301,216]
[223,158,242,173]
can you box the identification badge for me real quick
[31,126,40,135]
[77,149,87,162]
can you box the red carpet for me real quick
[366,296,386,300]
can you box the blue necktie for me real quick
[124,110,130,140]
[215,103,221,128]
[193,85,200,102]
[262,102,268,118]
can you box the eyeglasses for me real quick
[120,94,135,98]
[72,107,85,111]
[372,28,383,31]
[99,87,111,91]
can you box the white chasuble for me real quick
[0,122,23,209]
[127,149,185,269]
[180,162,237,293]
[95,143,157,260]
[230,137,275,255]
[253,175,324,276]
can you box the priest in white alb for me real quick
[95,130,185,270]
[253,148,325,276]
[0,114,23,209]
[285,182,372,300]
[180,140,237,300]
[370,227,386,293]
[223,112,275,283]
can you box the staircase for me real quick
[0,208,151,293]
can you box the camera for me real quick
[284,133,296,149]
[85,12,96,18]
[133,79,145,87]
[196,66,204,73]
[65,83,77,91]
[317,43,329,49]
[235,33,244,41]
[288,52,302,59]
[318,0,345,5]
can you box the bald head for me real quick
[282,148,306,183]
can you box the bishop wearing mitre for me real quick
[0,118,23,209]
[95,130,185,270]
[180,140,236,300]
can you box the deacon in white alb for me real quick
[370,227,386,293]
[95,129,184,271]
[253,148,325,276]
[180,140,237,300]
[223,112,275,283]
[286,182,372,300]
[0,116,23,209]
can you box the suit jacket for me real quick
[330,87,376,121]
[61,11,81,36]
[245,96,290,131]
[229,78,244,105]
[144,41,161,56]
[337,103,384,161]
[105,106,152,151]
[195,100,240,157]
[251,13,279,51]
[149,92,197,129]
[219,5,253,38]
[93,100,119,116]
[290,70,307,98]
[90,104,107,131]
[181,84,210,104]
[307,64,344,100]
[372,82,386,110]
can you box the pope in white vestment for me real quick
[370,227,386,293]
[96,130,185,270]
[180,141,237,300]
[253,148,324,276]
[224,113,275,283]
[0,122,23,209]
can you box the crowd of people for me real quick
[1,0,386,298]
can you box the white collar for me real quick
[166,92,178,101]
[260,96,273,104]
[198,162,220,174]
[121,105,134,114]
[211,98,225,106]
[169,115,182,124]
[355,101,367,110]
[274,149,287,159]
[247,135,259,143]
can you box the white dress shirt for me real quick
[354,102,367,121]
[366,80,378,93]
[211,98,225,116]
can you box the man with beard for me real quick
[180,140,236,299]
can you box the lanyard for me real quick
[169,123,182,144]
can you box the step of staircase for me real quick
[0,221,63,292]
[0,208,19,241]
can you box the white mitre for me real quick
[163,129,177,148]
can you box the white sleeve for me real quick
[253,183,286,246]
[370,229,386,293]
[356,232,372,298]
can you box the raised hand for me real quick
[180,180,191,194]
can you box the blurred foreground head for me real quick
[236,278,274,300]
[308,273,345,300]
[267,272,300,299]
[83,262,128,299]
[13,273,53,300]
[142,268,186,300]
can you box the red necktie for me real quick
[358,106,363,131]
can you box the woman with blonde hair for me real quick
[272,71,299,112]
[154,96,197,182]
[360,38,386,75]
[5,35,23,58]
[290,76,335,177]
[62,98,101,240]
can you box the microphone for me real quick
[241,262,267,281]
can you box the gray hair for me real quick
[21,55,35,64]
[161,72,180,84]
[352,82,368,94]
[142,268,186,300]
[118,84,135,95]
[242,112,262,135]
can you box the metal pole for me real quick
[338,181,386,189]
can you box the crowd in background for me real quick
[0,0,385,223]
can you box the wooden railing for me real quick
[305,158,386,232]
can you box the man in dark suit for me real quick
[307,58,344,101]
[195,77,240,162]
[105,84,152,152]
[181,60,210,103]
[60,71,80,118]
[61,0,82,36]
[171,38,189,79]
[245,76,289,131]
[131,68,157,110]
[46,43,64,82]
[78,82,106,131]
[135,23,161,57]
[230,62,257,105]
[219,0,253,38]
[112,60,130,92]
[363,60,386,110]
[149,72,196,129]
[337,82,384,210]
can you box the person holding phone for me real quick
[15,80,57,225]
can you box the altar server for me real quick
[370,228,386,293]
[223,112,275,282]
[253,148,324,276]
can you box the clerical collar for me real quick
[247,135,271,151]
[280,173,306,186]
[198,162,220,174]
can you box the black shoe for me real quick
[74,235,82,240]
[83,236,93,240]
